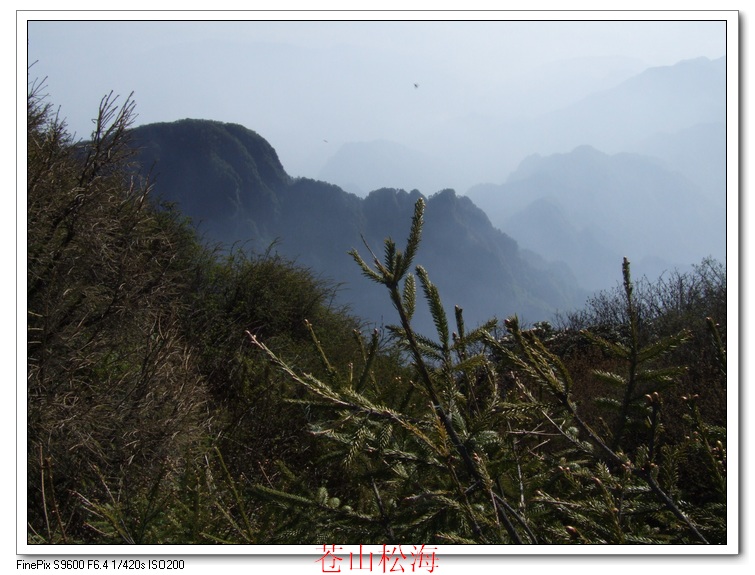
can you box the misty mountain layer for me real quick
[467,144,725,292]
[127,56,726,330]
[320,56,726,229]
[130,120,587,334]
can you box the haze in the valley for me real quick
[26,18,729,296]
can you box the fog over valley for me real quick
[26,18,729,329]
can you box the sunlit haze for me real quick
[26,18,725,194]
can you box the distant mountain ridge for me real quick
[524,56,725,156]
[130,119,588,333]
[467,144,725,291]
[316,56,725,197]
[131,119,290,244]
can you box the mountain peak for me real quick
[129,119,588,331]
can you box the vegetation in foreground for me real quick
[27,82,727,545]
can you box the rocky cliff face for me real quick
[129,119,588,332]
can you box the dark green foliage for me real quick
[247,200,727,545]
[28,81,727,545]
[27,81,214,543]
[27,80,401,543]
[558,257,727,454]
[184,244,377,503]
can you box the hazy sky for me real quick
[25,16,727,188]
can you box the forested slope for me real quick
[27,85,727,546]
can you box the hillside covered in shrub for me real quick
[26,84,727,545]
